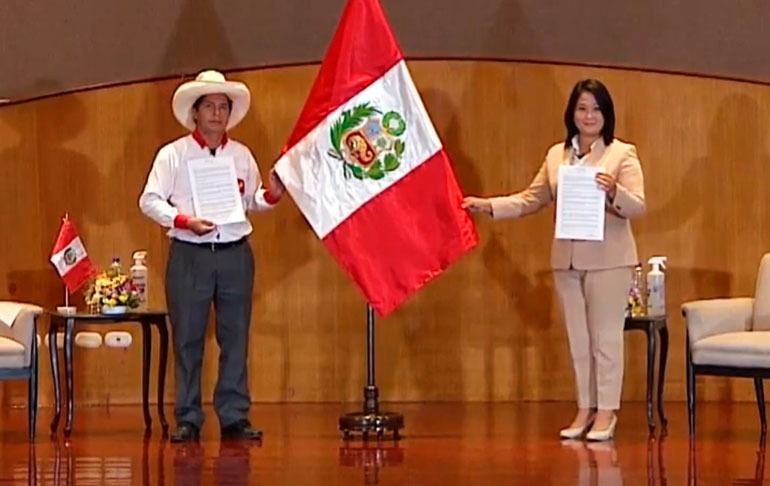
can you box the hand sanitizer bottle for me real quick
[131,251,148,311]
[646,256,668,317]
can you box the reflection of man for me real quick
[172,442,251,486]
[139,70,284,442]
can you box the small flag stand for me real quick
[54,214,77,316]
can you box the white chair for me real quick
[682,253,770,435]
[0,302,43,440]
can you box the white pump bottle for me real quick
[131,251,148,311]
[646,256,667,317]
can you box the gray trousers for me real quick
[165,237,254,429]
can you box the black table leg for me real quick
[29,325,38,442]
[156,319,169,433]
[141,321,152,435]
[49,320,60,435]
[63,318,75,437]
[646,325,657,435]
[657,325,669,432]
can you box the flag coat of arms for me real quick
[49,217,97,293]
[274,0,478,316]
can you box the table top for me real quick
[625,314,667,332]
[626,314,667,323]
[47,309,168,321]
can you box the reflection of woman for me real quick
[562,440,623,485]
[463,79,645,441]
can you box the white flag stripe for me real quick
[276,61,443,239]
[50,237,87,276]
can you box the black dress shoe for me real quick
[170,422,200,443]
[221,419,263,440]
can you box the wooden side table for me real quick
[624,315,669,434]
[47,310,170,437]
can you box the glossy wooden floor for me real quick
[0,402,768,485]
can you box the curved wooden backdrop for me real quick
[4,0,770,101]
[1,60,768,408]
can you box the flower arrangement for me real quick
[626,286,644,317]
[626,264,645,317]
[84,267,140,313]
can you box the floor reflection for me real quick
[339,442,404,485]
[688,433,766,485]
[561,439,623,486]
[26,439,129,486]
[6,403,770,484]
[170,440,254,486]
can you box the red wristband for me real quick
[264,189,281,205]
[174,214,190,229]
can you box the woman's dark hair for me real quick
[563,79,615,147]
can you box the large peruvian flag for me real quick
[274,0,478,316]
[49,216,97,293]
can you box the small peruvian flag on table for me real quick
[49,216,97,293]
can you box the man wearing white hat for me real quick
[139,70,283,442]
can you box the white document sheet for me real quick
[186,156,246,225]
[554,165,606,241]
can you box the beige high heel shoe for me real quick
[586,414,617,442]
[559,413,596,440]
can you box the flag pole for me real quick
[338,303,404,441]
[63,212,70,310]
[57,281,77,316]
[56,212,77,316]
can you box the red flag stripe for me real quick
[51,219,77,254]
[281,0,403,153]
[322,149,478,316]
[62,259,97,294]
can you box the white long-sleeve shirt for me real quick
[139,132,277,243]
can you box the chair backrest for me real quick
[753,253,770,330]
[0,304,42,368]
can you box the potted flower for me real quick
[84,267,140,314]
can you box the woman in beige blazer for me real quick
[463,79,645,441]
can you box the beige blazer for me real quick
[490,138,645,271]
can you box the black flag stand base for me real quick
[339,304,404,441]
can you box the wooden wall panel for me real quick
[0,60,767,407]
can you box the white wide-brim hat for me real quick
[171,70,251,131]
